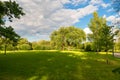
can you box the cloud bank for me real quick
[4,0,109,41]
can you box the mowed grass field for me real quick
[0,50,120,80]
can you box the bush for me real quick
[84,42,93,51]
[17,44,31,50]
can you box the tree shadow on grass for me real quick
[0,51,82,80]
[0,51,120,80]
[112,67,120,74]
[71,52,120,80]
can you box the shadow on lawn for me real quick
[0,51,120,80]
[75,52,120,80]
[0,51,82,80]
[112,67,120,74]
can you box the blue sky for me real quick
[72,0,112,29]
[3,0,120,42]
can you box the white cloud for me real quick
[60,0,88,6]
[107,8,114,12]
[60,0,70,4]
[3,0,112,42]
[101,3,110,8]
[69,0,88,6]
[106,15,120,26]
[106,16,116,22]
[5,0,101,41]
[89,0,110,8]
[84,27,92,34]
[90,0,102,5]
[1,0,9,1]
[50,5,97,26]
[103,15,106,18]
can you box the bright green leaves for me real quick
[50,26,86,50]
[88,12,115,52]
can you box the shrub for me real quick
[84,42,93,51]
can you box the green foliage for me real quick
[0,0,24,54]
[99,24,114,51]
[0,0,25,25]
[17,38,32,50]
[88,12,115,52]
[18,44,31,50]
[0,26,20,41]
[0,51,120,80]
[32,40,52,50]
[84,42,93,51]
[5,44,15,51]
[50,26,86,50]
[88,12,106,52]
[115,41,120,52]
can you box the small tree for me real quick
[0,26,20,55]
[88,12,106,53]
[100,24,113,63]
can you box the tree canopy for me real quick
[88,12,105,52]
[50,26,86,50]
[0,0,25,25]
[88,12,115,52]
[0,0,25,39]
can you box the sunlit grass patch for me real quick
[0,50,120,80]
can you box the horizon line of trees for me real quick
[0,12,120,52]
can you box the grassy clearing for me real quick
[0,50,120,80]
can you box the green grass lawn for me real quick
[0,50,120,80]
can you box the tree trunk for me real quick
[112,43,114,56]
[4,43,7,55]
[62,43,64,50]
[106,51,109,64]
[96,43,99,54]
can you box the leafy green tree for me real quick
[32,40,51,50]
[100,24,114,63]
[0,26,20,54]
[50,27,68,50]
[0,0,25,25]
[65,27,86,50]
[84,42,93,51]
[17,38,32,50]
[101,24,119,63]
[50,26,86,50]
[88,12,106,53]
[114,30,120,52]
[89,12,119,63]
[0,0,25,54]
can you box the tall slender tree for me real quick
[100,24,114,63]
[88,12,106,53]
